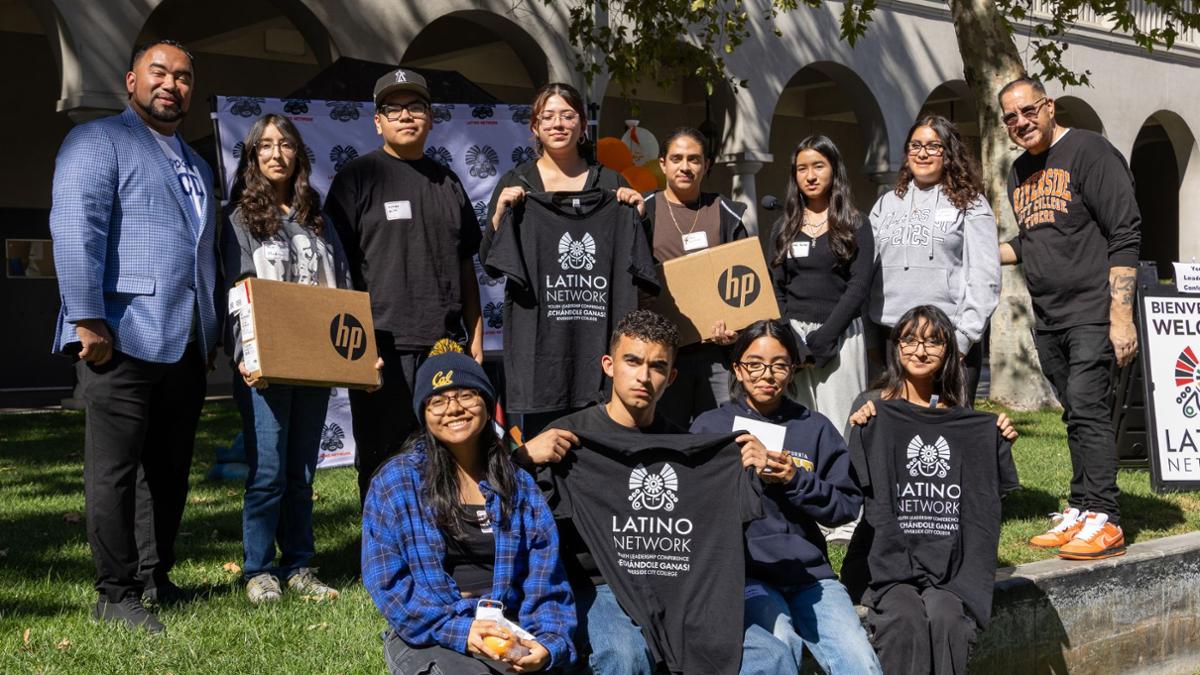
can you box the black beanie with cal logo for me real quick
[411,339,496,419]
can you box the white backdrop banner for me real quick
[213,96,532,468]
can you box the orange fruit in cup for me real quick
[483,635,513,654]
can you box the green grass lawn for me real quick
[1,400,1198,672]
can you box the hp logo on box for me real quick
[718,265,760,308]
[330,314,367,360]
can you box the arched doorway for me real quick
[1054,95,1104,135]
[1131,111,1198,276]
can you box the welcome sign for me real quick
[1139,287,1200,491]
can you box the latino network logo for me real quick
[424,146,453,168]
[1175,346,1200,418]
[320,422,345,453]
[465,144,499,178]
[906,434,951,478]
[628,463,679,512]
[558,232,597,270]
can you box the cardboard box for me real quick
[648,238,781,346]
[228,278,380,389]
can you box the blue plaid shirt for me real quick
[362,448,576,667]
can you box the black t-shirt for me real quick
[481,190,659,414]
[1006,129,1141,331]
[845,400,1009,628]
[539,405,763,675]
[442,507,496,597]
[326,149,482,349]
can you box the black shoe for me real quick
[143,579,184,607]
[93,596,165,634]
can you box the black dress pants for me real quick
[349,342,423,503]
[77,343,206,601]
[868,584,978,675]
[1033,324,1121,522]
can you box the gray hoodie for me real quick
[868,182,1001,353]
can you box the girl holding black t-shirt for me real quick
[768,135,875,438]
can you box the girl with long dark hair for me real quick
[222,113,351,604]
[363,343,575,675]
[768,134,875,434]
[689,320,881,674]
[867,114,1000,402]
[642,127,750,427]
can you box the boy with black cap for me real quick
[327,68,485,502]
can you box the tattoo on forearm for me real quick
[1111,273,1136,306]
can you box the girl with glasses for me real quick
[364,342,575,675]
[866,114,1001,403]
[689,320,882,675]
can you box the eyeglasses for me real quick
[256,140,297,156]
[898,337,946,355]
[1001,97,1049,127]
[907,141,945,157]
[537,110,580,126]
[378,101,430,121]
[426,389,483,416]
[735,361,795,378]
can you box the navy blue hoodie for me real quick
[690,397,863,588]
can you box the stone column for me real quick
[717,150,772,237]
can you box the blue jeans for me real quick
[243,384,329,578]
[744,577,882,675]
[574,583,793,675]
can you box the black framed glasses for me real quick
[907,141,945,157]
[378,101,430,121]
[898,337,946,355]
[1001,97,1049,127]
[735,361,795,378]
[426,389,483,416]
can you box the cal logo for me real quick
[329,314,367,360]
[717,265,761,308]
[432,370,454,388]
[787,450,814,472]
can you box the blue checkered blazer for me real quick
[50,107,220,363]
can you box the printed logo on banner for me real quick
[472,201,488,227]
[302,144,316,164]
[327,101,362,122]
[472,104,496,119]
[510,106,533,125]
[717,265,761,308]
[465,145,499,178]
[906,435,951,478]
[320,422,345,453]
[483,301,503,329]
[1175,346,1200,418]
[282,98,310,115]
[329,145,359,171]
[432,105,455,123]
[233,141,246,160]
[511,146,536,164]
[558,232,597,271]
[424,146,453,168]
[628,463,679,511]
[229,97,265,118]
[329,313,367,360]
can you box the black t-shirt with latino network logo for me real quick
[480,189,659,414]
[539,405,763,675]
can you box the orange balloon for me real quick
[642,159,666,190]
[621,165,658,193]
[597,137,634,171]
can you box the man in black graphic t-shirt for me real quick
[519,310,791,675]
[997,76,1139,560]
[326,69,483,502]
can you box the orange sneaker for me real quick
[1057,512,1126,560]
[1029,508,1084,548]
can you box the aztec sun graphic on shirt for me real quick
[1175,346,1200,418]
[628,463,679,512]
[558,232,597,271]
[906,435,951,479]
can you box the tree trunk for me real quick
[947,0,1058,409]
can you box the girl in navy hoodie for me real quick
[690,320,881,674]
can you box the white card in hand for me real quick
[732,415,787,452]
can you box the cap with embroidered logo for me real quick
[412,339,495,419]
[373,68,431,107]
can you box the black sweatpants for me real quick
[1033,324,1120,523]
[349,341,423,503]
[77,343,207,601]
[868,584,978,675]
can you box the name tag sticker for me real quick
[790,241,810,258]
[682,231,709,252]
[384,200,412,221]
[935,208,958,223]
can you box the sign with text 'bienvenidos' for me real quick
[1139,288,1200,491]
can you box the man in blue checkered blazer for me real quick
[50,40,219,634]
